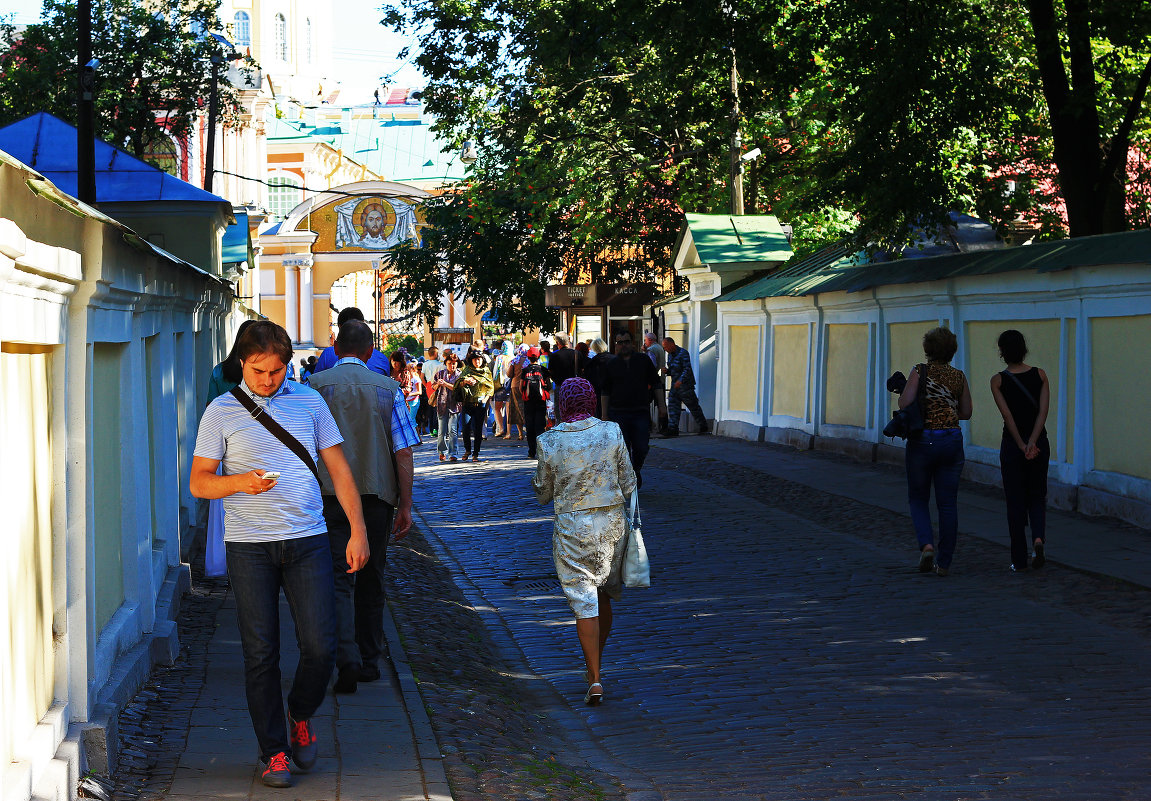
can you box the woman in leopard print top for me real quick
[898,327,973,576]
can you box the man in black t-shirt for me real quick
[600,332,666,488]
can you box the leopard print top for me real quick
[921,362,966,430]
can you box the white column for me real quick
[250,259,262,315]
[299,264,314,347]
[283,263,299,343]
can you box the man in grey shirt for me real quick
[644,331,667,433]
[309,320,419,694]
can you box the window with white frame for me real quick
[268,175,302,221]
[274,13,287,61]
[233,11,250,46]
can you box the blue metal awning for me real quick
[222,212,251,268]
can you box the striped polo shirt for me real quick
[193,377,344,543]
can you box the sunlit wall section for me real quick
[727,325,761,413]
[1092,315,1151,481]
[824,323,869,427]
[0,347,54,782]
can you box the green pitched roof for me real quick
[267,115,466,184]
[716,229,1151,302]
[682,213,793,268]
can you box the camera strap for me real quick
[230,387,321,486]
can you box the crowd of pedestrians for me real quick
[189,306,1054,789]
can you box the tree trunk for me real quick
[1025,0,1107,236]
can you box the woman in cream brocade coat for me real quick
[533,377,637,706]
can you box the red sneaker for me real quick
[261,751,292,787]
[289,715,317,771]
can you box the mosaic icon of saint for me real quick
[335,197,420,250]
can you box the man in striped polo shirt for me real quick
[190,321,368,788]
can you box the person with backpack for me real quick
[521,347,552,458]
[989,329,1050,572]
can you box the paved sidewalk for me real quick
[163,591,451,801]
[653,434,1151,588]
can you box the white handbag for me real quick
[622,491,650,588]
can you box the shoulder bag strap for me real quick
[229,387,321,485]
[915,363,929,406]
[1000,369,1039,409]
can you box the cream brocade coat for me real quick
[532,418,638,619]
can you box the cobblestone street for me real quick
[409,435,1151,800]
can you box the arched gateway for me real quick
[255,180,480,351]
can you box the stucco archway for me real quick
[258,180,443,348]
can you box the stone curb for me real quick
[408,507,664,801]
[383,602,455,801]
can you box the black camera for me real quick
[886,371,907,394]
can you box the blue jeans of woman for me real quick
[225,534,337,762]
[1000,434,1050,569]
[437,410,459,458]
[905,428,965,569]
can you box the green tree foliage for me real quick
[383,0,1151,327]
[0,0,256,162]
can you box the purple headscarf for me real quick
[556,377,597,423]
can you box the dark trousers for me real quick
[905,429,965,569]
[461,402,487,456]
[1000,436,1050,569]
[667,384,707,432]
[416,394,435,433]
[610,408,652,483]
[524,399,547,457]
[225,535,336,761]
[324,495,395,673]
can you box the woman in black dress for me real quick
[989,329,1051,572]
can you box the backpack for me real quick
[522,364,549,402]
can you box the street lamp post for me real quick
[77,0,96,204]
[729,47,743,216]
[204,35,240,194]
[205,52,221,193]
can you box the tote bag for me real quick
[622,492,650,588]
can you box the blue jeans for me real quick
[226,535,337,761]
[609,408,651,484]
[437,410,460,457]
[905,428,965,569]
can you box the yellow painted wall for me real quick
[312,297,333,348]
[771,324,809,418]
[966,320,1061,453]
[887,322,936,416]
[261,299,286,328]
[1093,315,1151,479]
[824,323,869,427]
[0,349,55,772]
[93,344,125,631]
[727,325,761,413]
[1065,319,1076,462]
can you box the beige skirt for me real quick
[552,503,627,619]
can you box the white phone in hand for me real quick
[261,471,281,481]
